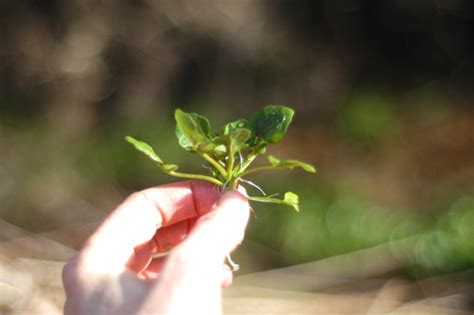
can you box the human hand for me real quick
[62,181,249,315]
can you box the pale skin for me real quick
[62,181,250,315]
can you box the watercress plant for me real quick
[126,105,316,270]
[126,105,315,212]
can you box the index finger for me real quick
[79,181,219,272]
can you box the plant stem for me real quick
[167,170,223,186]
[238,153,257,173]
[229,177,240,190]
[226,143,234,176]
[201,152,228,178]
[247,195,286,205]
[239,165,287,177]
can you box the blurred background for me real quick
[1,0,474,294]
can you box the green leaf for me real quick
[248,105,294,144]
[228,128,251,152]
[283,191,300,212]
[247,192,300,212]
[223,119,249,135]
[162,163,178,172]
[125,136,163,163]
[197,141,216,154]
[215,128,251,152]
[255,142,267,155]
[268,155,316,173]
[175,109,211,151]
[213,144,227,157]
[230,128,251,143]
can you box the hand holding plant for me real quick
[63,182,249,315]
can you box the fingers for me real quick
[180,190,250,260]
[153,190,250,293]
[127,240,157,273]
[79,181,219,272]
[139,259,233,288]
[128,220,191,273]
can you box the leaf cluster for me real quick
[126,105,315,211]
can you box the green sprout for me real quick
[126,105,316,270]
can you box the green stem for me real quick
[247,195,287,205]
[167,170,224,186]
[229,177,240,190]
[238,154,257,173]
[201,152,228,178]
[226,143,234,176]
[239,165,287,177]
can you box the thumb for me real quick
[161,189,250,273]
[182,189,250,260]
[165,190,250,274]
[144,191,249,314]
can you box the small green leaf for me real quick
[197,141,216,154]
[267,155,280,166]
[268,155,316,173]
[247,192,300,212]
[283,191,300,212]
[161,163,178,172]
[214,144,227,157]
[248,105,294,144]
[230,128,251,143]
[229,128,251,152]
[255,142,267,155]
[223,119,249,135]
[125,136,163,163]
[175,109,211,151]
[215,128,251,152]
